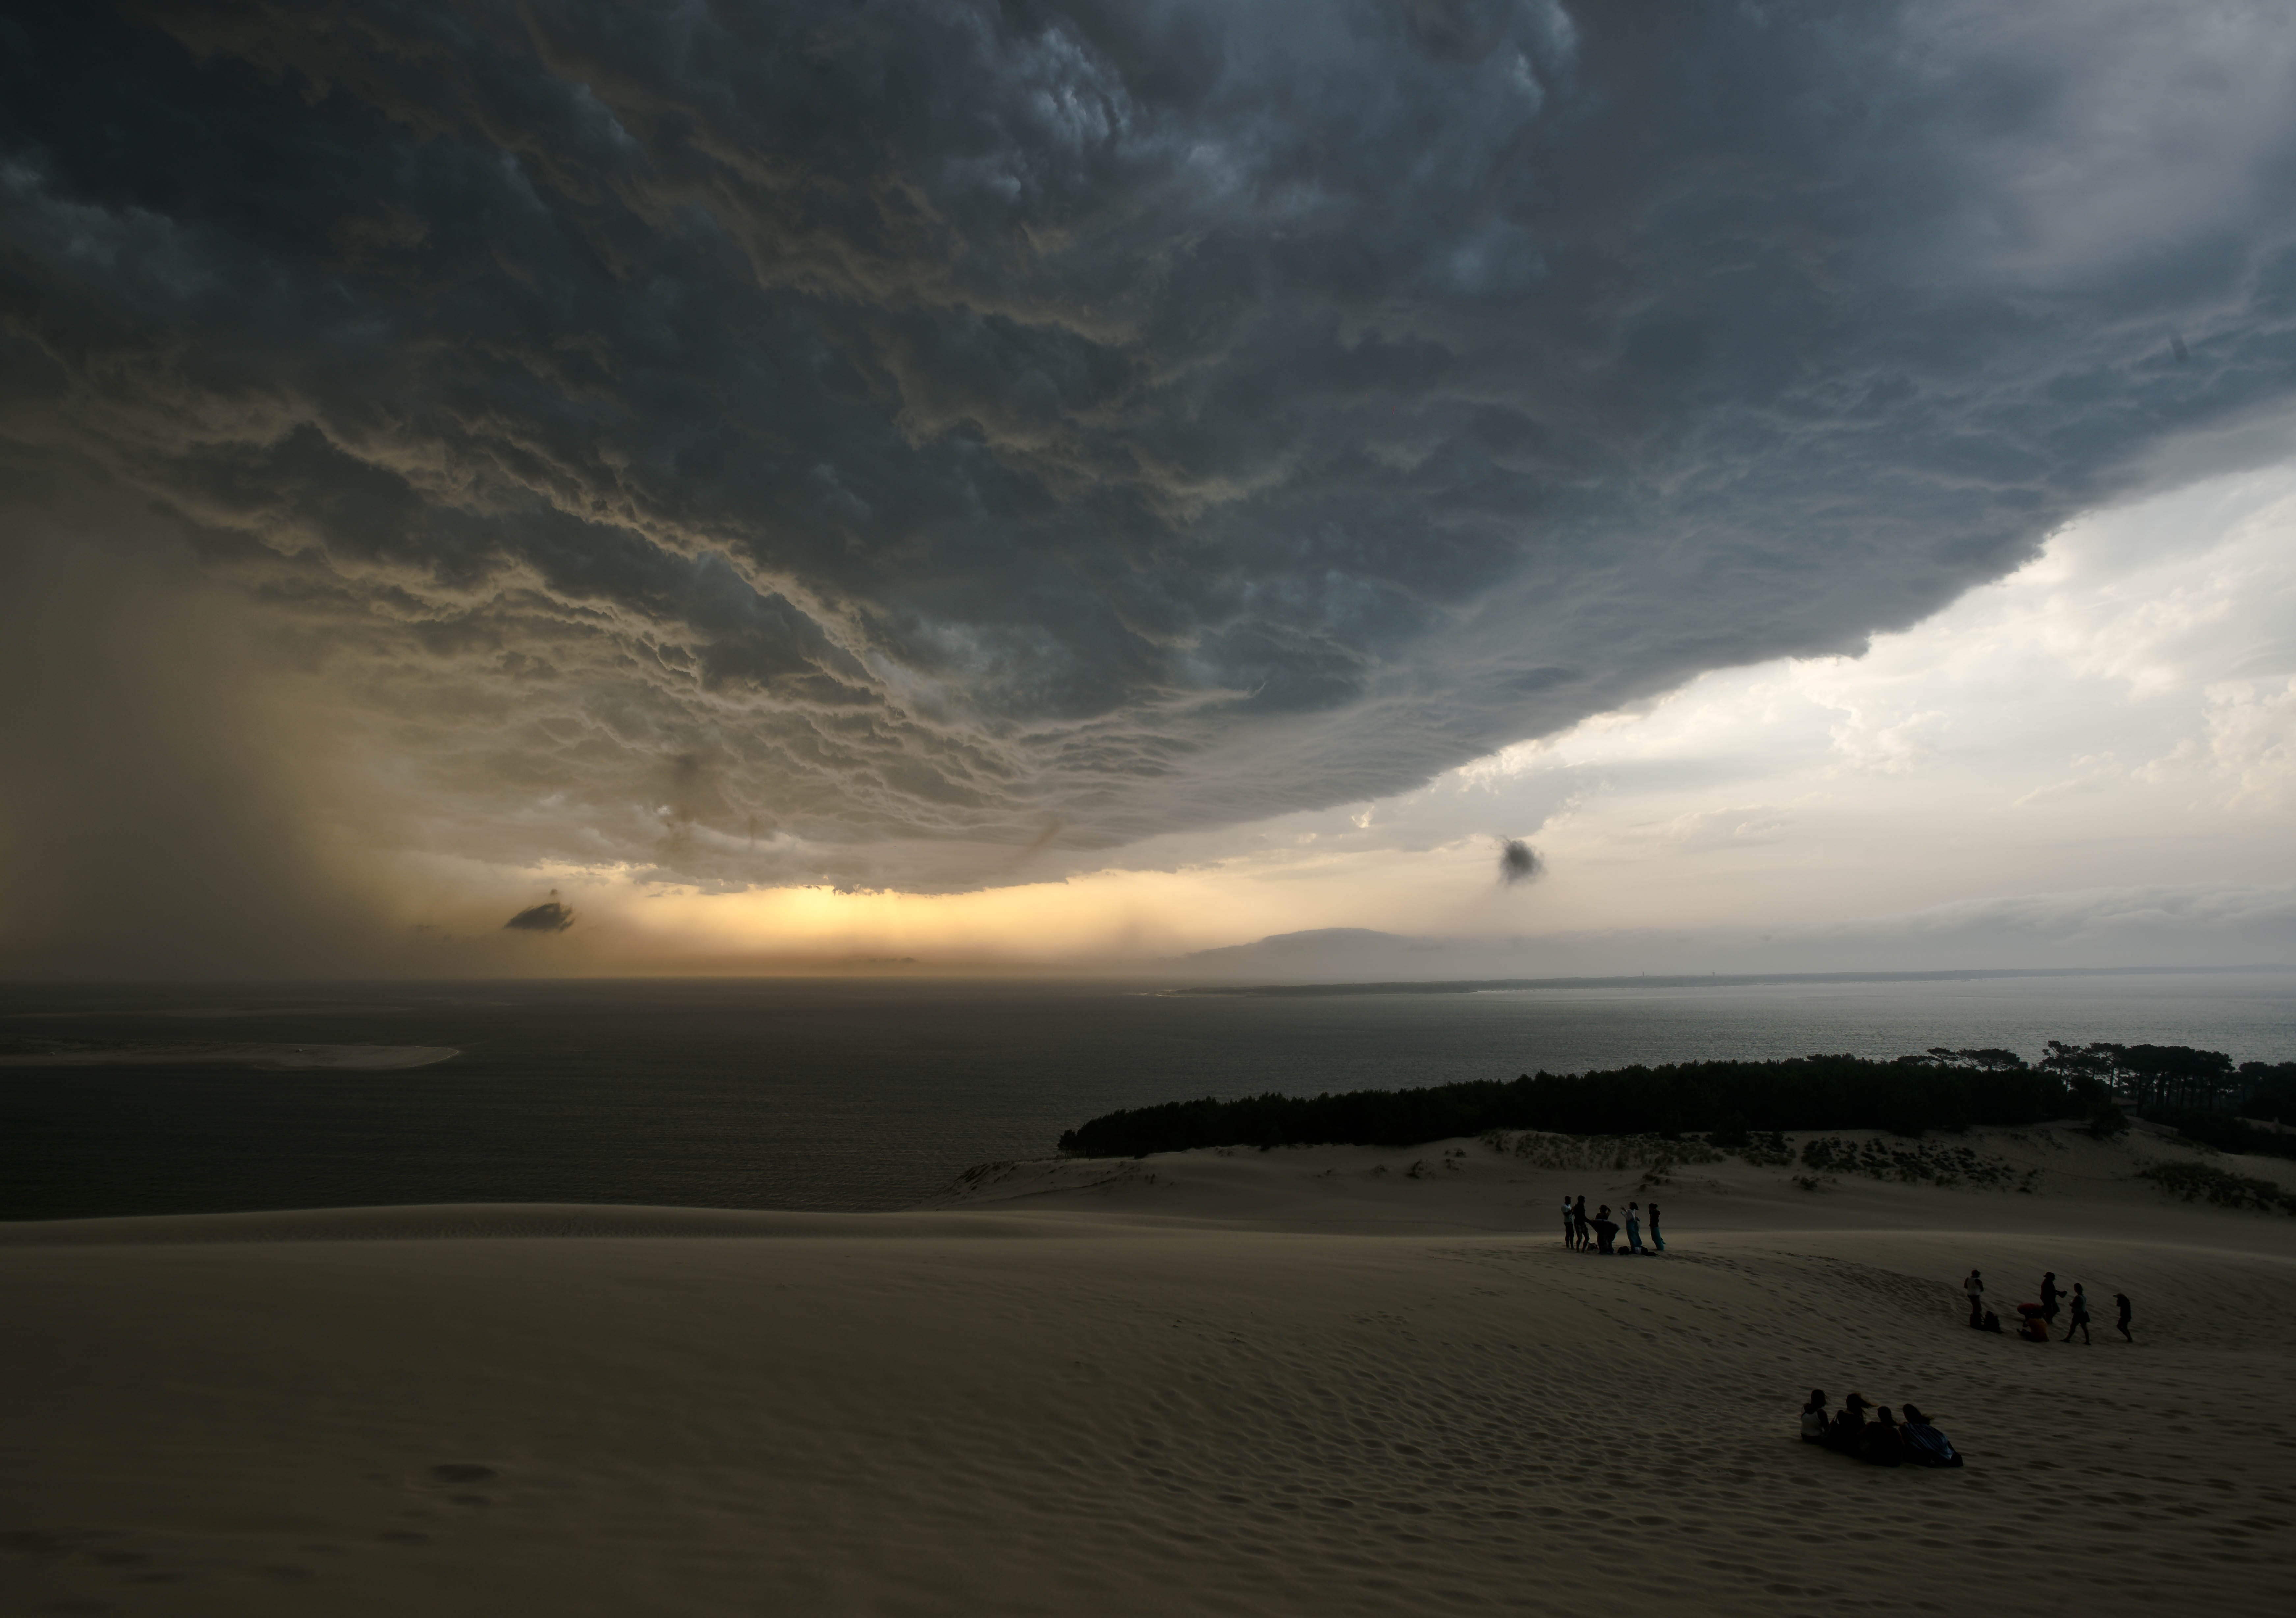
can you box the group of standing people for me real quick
[1562,1195,1662,1255]
[1962,1268,2131,1343]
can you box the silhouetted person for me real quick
[1964,1269,1985,1327]
[1590,1204,1620,1254]
[1801,1389,1829,1443]
[1560,1196,1575,1248]
[1825,1392,1871,1454]
[1625,1201,1646,1254]
[1863,1406,1908,1466]
[1900,1403,1962,1467]
[2062,1283,2091,1344]
[1647,1202,1664,1252]
[2114,1292,2133,1343]
[2040,1271,2063,1322]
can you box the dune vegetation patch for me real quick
[1795,1136,2035,1192]
[2139,1161,2296,1215]
[1481,1130,1726,1174]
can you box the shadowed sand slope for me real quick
[0,1042,460,1070]
[4,1133,2294,1616]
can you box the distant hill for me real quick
[1169,888,2296,983]
[1179,928,1535,982]
[1185,927,1418,961]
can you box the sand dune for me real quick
[4,1126,2293,1616]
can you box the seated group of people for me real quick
[1799,1390,1962,1468]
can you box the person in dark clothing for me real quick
[1862,1407,1908,1466]
[2062,1283,2091,1343]
[1801,1390,1830,1443]
[1825,1393,1871,1454]
[1590,1204,1620,1254]
[1647,1202,1664,1252]
[1561,1196,1576,1249]
[2040,1272,2063,1322]
[2114,1292,2133,1343]
[1964,1269,1985,1327]
[1572,1196,1591,1252]
[1900,1404,1963,1467]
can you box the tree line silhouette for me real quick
[2039,1039,2263,1112]
[1057,1042,2296,1159]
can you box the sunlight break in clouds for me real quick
[1426,463,2296,941]
[413,460,2296,973]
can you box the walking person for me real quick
[2114,1291,2133,1343]
[2062,1282,2091,1343]
[1647,1201,1664,1253]
[1964,1269,1985,1328]
[1625,1201,1646,1254]
[2040,1271,2063,1323]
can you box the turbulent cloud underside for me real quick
[6,0,2296,895]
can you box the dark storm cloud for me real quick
[504,899,576,933]
[5,0,2296,893]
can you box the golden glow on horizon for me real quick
[527,850,1486,966]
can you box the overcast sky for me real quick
[5,1,2296,976]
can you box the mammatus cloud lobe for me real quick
[5,1,2296,899]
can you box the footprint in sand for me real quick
[418,1462,500,1511]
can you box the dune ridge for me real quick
[0,1042,461,1070]
[0,1203,1120,1248]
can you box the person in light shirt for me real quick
[2061,1282,2092,1344]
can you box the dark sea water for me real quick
[3,971,2292,1221]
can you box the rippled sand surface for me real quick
[4,1129,2292,1616]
